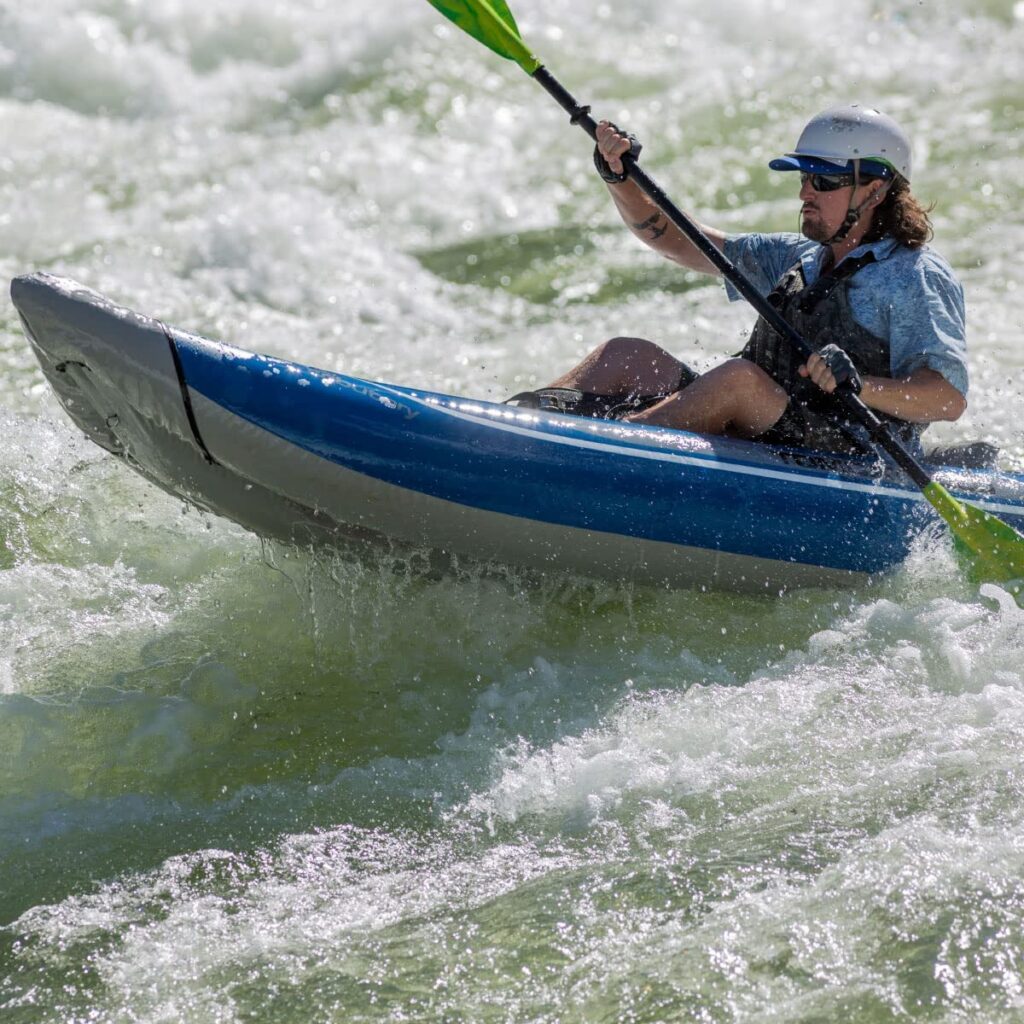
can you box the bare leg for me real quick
[623,358,788,438]
[549,337,689,396]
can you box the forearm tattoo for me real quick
[632,212,668,241]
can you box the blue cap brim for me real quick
[769,154,895,178]
[768,154,851,173]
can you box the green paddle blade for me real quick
[923,481,1024,591]
[426,0,541,74]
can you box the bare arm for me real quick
[597,122,726,276]
[803,357,967,423]
[859,369,966,423]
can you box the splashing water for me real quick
[2,0,1024,1020]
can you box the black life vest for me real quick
[740,251,921,453]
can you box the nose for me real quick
[799,175,816,201]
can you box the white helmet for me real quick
[769,104,912,181]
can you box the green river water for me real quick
[2,0,1024,1020]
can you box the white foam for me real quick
[3,1,1024,1017]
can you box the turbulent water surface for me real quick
[3,0,1024,1020]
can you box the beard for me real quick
[800,208,832,243]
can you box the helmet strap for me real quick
[826,159,862,244]
[826,159,889,246]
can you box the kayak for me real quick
[12,272,1024,592]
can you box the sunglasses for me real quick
[799,171,856,192]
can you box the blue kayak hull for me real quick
[13,273,1024,592]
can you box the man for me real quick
[530,104,967,455]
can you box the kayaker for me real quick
[523,105,967,455]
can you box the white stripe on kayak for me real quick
[387,390,1024,518]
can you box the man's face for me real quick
[798,175,879,243]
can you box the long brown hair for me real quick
[864,175,934,248]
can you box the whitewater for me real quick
[2,0,1024,1020]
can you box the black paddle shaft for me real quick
[531,66,933,488]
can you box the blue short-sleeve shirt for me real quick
[722,233,969,397]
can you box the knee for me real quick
[715,358,776,391]
[595,337,684,380]
[594,336,659,364]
